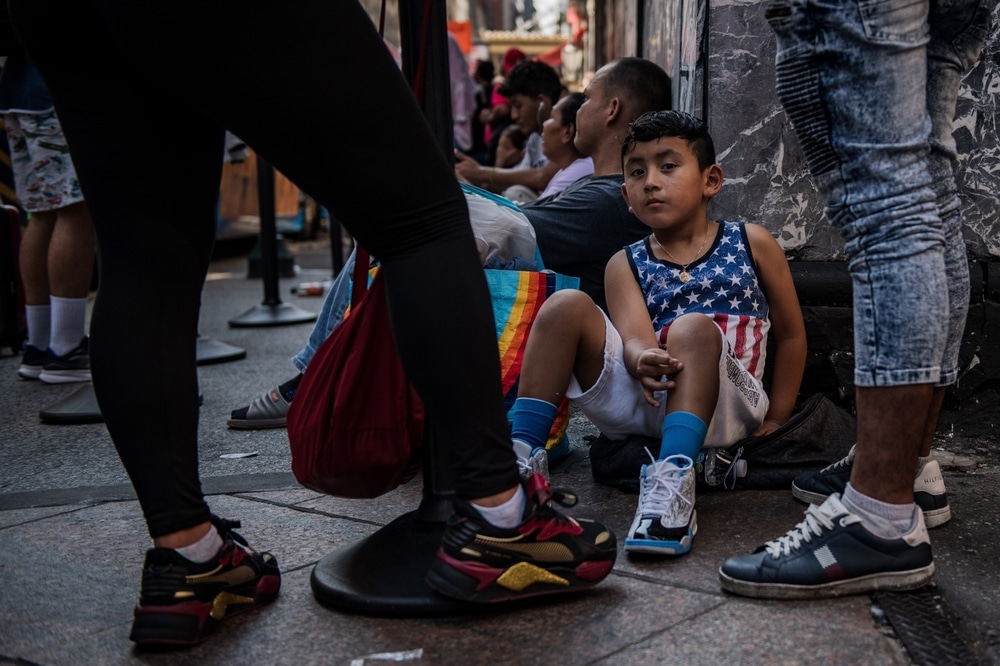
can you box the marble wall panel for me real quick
[641,0,1000,260]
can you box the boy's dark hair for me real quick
[500,124,528,150]
[555,92,586,126]
[621,110,717,171]
[603,57,672,119]
[474,59,495,83]
[498,60,563,104]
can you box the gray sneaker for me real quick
[791,445,951,528]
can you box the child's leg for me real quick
[659,313,722,461]
[512,290,606,447]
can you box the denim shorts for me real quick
[765,0,996,387]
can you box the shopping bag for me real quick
[288,265,581,498]
[485,269,580,460]
[287,263,425,498]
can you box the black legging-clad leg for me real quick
[12,0,520,537]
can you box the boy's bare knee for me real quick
[666,313,721,353]
[535,290,601,331]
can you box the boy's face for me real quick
[621,135,720,230]
[508,92,547,134]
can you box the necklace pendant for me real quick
[679,270,692,283]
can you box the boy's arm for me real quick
[746,224,807,435]
[605,250,682,407]
[454,152,561,193]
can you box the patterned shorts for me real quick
[3,110,84,213]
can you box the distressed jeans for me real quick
[765,0,996,387]
[291,247,356,373]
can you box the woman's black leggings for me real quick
[12,0,520,537]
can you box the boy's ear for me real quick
[621,182,633,211]
[703,164,724,198]
[537,94,553,121]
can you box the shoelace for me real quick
[638,450,691,515]
[818,444,856,474]
[763,501,839,558]
[209,515,256,552]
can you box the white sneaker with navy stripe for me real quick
[718,493,934,599]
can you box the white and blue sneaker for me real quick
[513,439,549,484]
[625,454,696,555]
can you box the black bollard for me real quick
[229,157,317,327]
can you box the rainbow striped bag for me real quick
[485,269,580,462]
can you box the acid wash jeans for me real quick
[765,0,997,387]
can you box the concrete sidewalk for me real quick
[2,243,998,665]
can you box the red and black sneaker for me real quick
[425,475,617,603]
[129,516,281,646]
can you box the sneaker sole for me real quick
[718,562,935,600]
[625,516,697,555]
[425,548,614,603]
[130,573,280,645]
[624,536,693,555]
[18,365,42,380]
[792,485,951,528]
[39,370,92,384]
[226,417,288,430]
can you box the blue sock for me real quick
[659,411,708,461]
[510,397,558,451]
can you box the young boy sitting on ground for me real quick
[510,110,807,555]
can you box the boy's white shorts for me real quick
[566,309,769,445]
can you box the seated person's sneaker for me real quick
[17,345,45,380]
[792,445,950,528]
[39,336,91,384]
[625,454,697,555]
[425,474,617,603]
[129,516,281,646]
[513,439,549,483]
[718,493,934,599]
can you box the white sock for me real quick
[474,485,526,529]
[842,483,920,540]
[49,295,88,356]
[916,454,932,474]
[174,525,223,563]
[25,304,51,350]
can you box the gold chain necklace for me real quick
[650,224,709,283]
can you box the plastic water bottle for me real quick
[695,447,747,489]
[291,281,325,296]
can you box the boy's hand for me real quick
[635,348,682,407]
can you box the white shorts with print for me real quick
[4,110,85,213]
[567,309,770,446]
